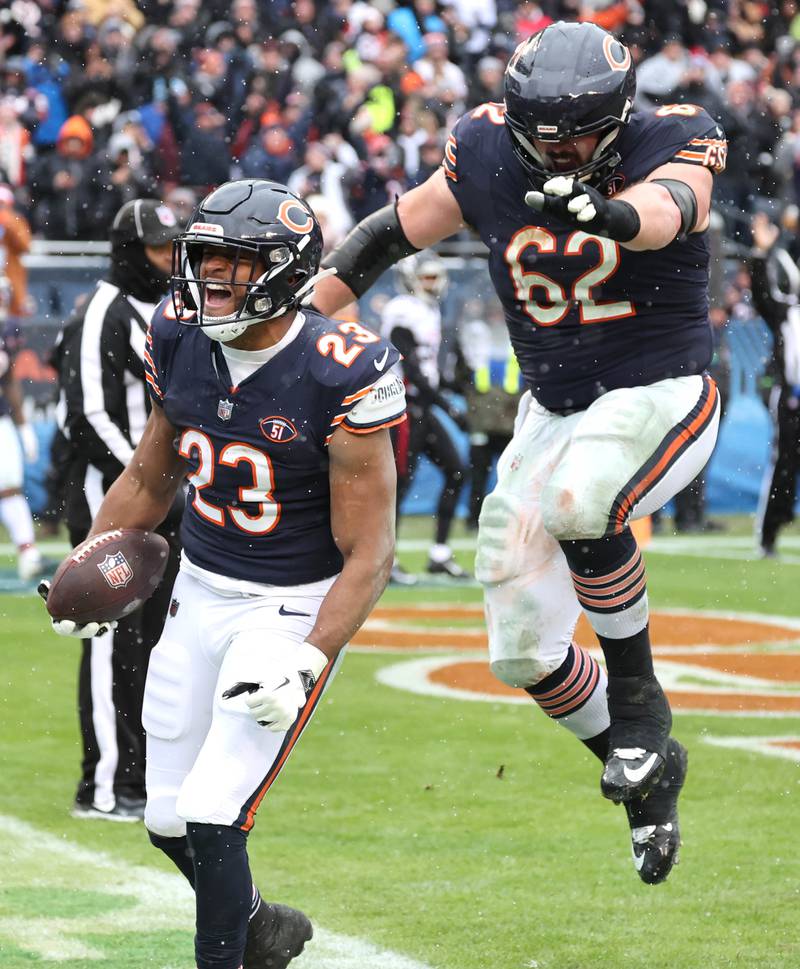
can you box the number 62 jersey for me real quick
[144,303,405,586]
[443,102,727,412]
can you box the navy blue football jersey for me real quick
[443,102,727,410]
[144,304,404,585]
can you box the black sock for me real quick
[580,727,610,763]
[148,831,196,888]
[598,625,654,679]
[187,822,251,969]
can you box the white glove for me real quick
[37,580,117,638]
[18,423,38,464]
[222,641,329,732]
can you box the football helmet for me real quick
[504,21,635,189]
[171,180,325,342]
[396,250,448,302]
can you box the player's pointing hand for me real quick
[222,641,328,732]
[525,177,641,243]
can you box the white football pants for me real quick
[142,565,340,838]
[475,374,720,688]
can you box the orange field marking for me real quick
[362,605,800,716]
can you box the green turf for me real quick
[1,516,799,968]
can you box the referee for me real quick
[750,210,800,557]
[55,199,183,820]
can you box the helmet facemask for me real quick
[504,110,629,190]
[171,233,319,343]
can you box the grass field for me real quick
[1,516,799,969]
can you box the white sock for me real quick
[429,543,451,563]
[0,494,36,548]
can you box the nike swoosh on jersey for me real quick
[274,677,290,690]
[278,604,311,617]
[622,752,659,783]
[374,348,390,371]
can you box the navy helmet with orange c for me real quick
[503,21,636,189]
[171,179,324,341]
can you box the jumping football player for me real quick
[313,21,726,885]
[43,180,405,969]
[381,250,469,581]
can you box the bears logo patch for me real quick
[259,416,298,444]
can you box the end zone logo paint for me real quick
[97,551,134,589]
[260,416,298,444]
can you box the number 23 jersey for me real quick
[443,102,727,411]
[144,305,405,585]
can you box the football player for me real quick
[43,180,405,969]
[313,21,727,885]
[0,289,43,581]
[381,251,469,581]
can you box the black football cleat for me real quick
[625,737,688,885]
[70,795,145,823]
[243,901,313,969]
[601,673,672,803]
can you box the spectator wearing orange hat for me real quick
[27,115,99,239]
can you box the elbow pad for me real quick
[321,201,419,298]
[651,178,698,239]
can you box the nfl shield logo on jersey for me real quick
[218,398,234,421]
[97,551,134,589]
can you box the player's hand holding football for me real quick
[222,641,328,732]
[37,580,118,638]
[525,176,641,243]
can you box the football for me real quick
[45,529,170,624]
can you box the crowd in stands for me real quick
[2,0,800,250]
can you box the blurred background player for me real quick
[0,274,43,580]
[750,209,800,557]
[54,198,182,821]
[456,306,523,530]
[381,250,468,581]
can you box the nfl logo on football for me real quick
[97,551,134,589]
[218,398,234,421]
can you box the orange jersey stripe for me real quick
[241,663,335,832]
[615,381,718,529]
[341,385,373,406]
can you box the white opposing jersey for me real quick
[380,294,442,390]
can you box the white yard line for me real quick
[0,814,435,969]
[703,735,800,762]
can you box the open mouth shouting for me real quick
[203,280,237,315]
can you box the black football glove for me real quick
[525,176,641,243]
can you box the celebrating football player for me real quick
[313,21,726,885]
[44,180,405,969]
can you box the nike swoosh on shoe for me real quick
[622,752,659,783]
